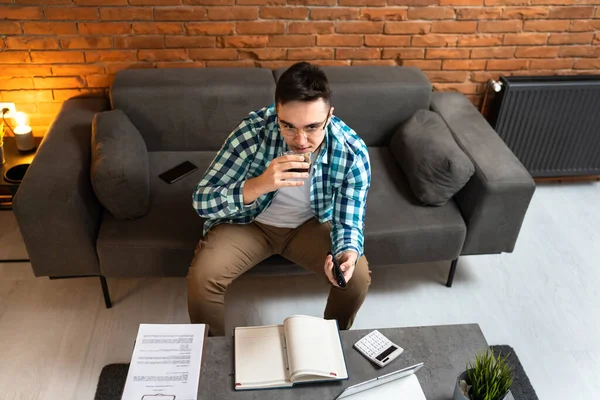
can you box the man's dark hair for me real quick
[275,62,332,106]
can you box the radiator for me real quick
[491,75,600,178]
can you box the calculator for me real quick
[354,330,404,368]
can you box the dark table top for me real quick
[198,323,489,400]
[0,136,42,187]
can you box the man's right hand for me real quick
[243,155,310,204]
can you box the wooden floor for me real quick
[1,182,599,400]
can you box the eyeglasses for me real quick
[278,112,330,139]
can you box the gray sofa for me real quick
[13,66,535,308]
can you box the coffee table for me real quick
[197,323,492,400]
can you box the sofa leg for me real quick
[446,258,458,288]
[99,276,112,309]
[49,275,112,308]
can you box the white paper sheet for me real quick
[121,324,207,400]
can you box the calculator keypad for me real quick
[354,330,403,367]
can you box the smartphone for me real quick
[327,251,347,288]
[159,161,198,184]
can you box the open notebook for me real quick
[234,315,349,390]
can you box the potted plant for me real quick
[454,349,513,400]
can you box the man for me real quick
[189,62,371,336]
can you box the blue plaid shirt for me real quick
[192,105,371,257]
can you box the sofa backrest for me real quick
[110,68,275,151]
[274,66,432,146]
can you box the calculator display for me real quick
[376,345,398,361]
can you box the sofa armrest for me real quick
[430,92,535,255]
[13,98,110,277]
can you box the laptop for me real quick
[335,363,426,400]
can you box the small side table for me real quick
[0,136,42,210]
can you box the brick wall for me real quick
[1,1,599,135]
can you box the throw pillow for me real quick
[91,109,150,219]
[390,109,475,206]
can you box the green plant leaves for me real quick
[466,349,513,400]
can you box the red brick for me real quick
[365,35,411,47]
[479,20,523,33]
[60,36,112,49]
[103,62,154,74]
[115,36,166,49]
[166,36,216,48]
[596,8,600,18]
[547,33,593,45]
[388,0,436,4]
[408,7,455,20]
[34,76,85,89]
[236,0,285,4]
[336,48,380,59]
[502,7,549,19]
[79,22,131,34]
[310,8,359,20]
[573,59,600,69]
[1,90,53,102]
[1,78,34,90]
[188,48,238,60]
[400,59,442,69]
[504,33,548,45]
[548,7,594,19]
[155,7,207,21]
[0,66,52,77]
[471,47,516,58]
[0,22,22,35]
[85,50,136,62]
[339,0,385,5]
[138,49,187,61]
[239,48,287,60]
[269,35,315,47]
[426,48,470,59]
[186,22,234,35]
[595,33,600,45]
[37,102,67,114]
[45,7,99,20]
[219,36,268,48]
[352,60,397,66]
[360,8,407,21]
[443,59,486,70]
[157,61,209,69]
[412,35,458,47]
[381,48,425,59]
[433,83,479,95]
[23,22,77,34]
[530,59,575,69]
[86,75,115,88]
[16,0,72,4]
[237,21,285,34]
[431,21,477,33]
[100,7,153,20]
[470,72,500,83]
[524,20,570,32]
[74,0,127,4]
[184,0,232,4]
[569,20,600,32]
[287,0,334,5]
[288,22,334,34]
[384,21,430,34]
[311,60,352,67]
[515,46,559,58]
[317,35,363,47]
[5,37,59,50]
[133,22,184,34]
[31,51,85,64]
[456,7,502,19]
[457,34,503,47]
[424,71,468,83]
[288,48,334,60]
[486,59,529,70]
[205,60,256,67]
[0,6,42,20]
[208,7,257,20]
[260,7,307,19]
[130,0,182,4]
[558,46,600,58]
[51,65,104,76]
[337,21,384,34]
[258,61,295,69]
[439,0,481,4]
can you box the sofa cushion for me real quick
[390,109,475,206]
[91,109,150,220]
[110,68,276,152]
[97,147,467,277]
[274,66,432,147]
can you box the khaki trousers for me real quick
[187,218,371,336]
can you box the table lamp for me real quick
[14,112,36,152]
